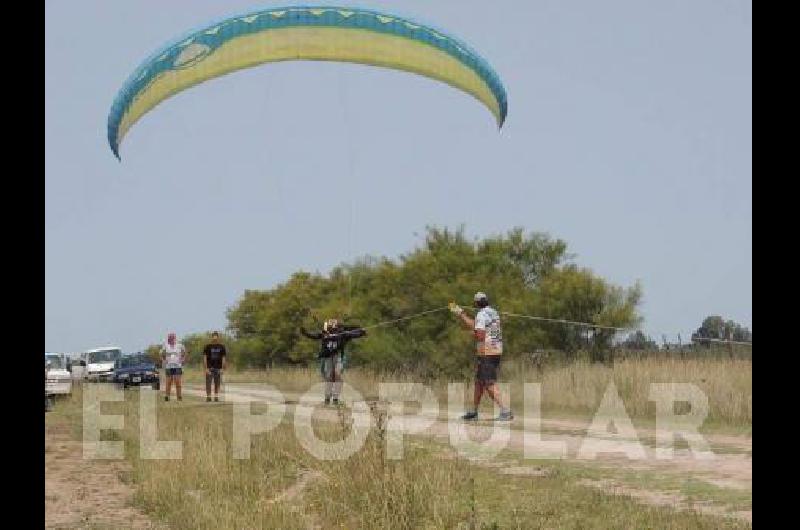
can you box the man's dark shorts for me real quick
[165,367,183,377]
[206,368,222,391]
[475,356,501,384]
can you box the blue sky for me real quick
[45,0,752,352]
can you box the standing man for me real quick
[449,292,513,421]
[202,331,227,402]
[300,319,367,406]
[161,332,186,402]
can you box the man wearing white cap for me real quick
[449,292,513,421]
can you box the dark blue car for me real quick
[113,353,160,390]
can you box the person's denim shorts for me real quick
[165,367,183,377]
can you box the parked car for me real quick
[67,353,86,380]
[45,361,53,412]
[45,353,73,397]
[113,353,160,390]
[83,346,123,382]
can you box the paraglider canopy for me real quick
[107,5,508,159]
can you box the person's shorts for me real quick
[206,368,222,387]
[165,367,183,377]
[475,356,501,384]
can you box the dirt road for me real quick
[184,384,752,522]
[47,385,750,525]
[184,386,750,478]
[45,416,162,529]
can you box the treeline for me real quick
[170,227,643,377]
[691,316,752,345]
[619,315,752,352]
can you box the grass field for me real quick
[46,357,751,529]
[181,356,752,432]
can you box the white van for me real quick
[45,353,73,396]
[66,353,86,380]
[82,346,123,382]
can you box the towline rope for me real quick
[357,305,752,346]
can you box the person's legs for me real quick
[205,370,212,400]
[165,371,173,401]
[321,357,333,404]
[331,355,343,403]
[213,369,221,401]
[487,383,512,419]
[483,357,512,419]
[175,371,182,401]
[484,383,507,409]
[462,358,484,420]
[473,380,485,410]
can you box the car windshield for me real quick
[117,354,152,368]
[45,355,63,369]
[88,349,122,363]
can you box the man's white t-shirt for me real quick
[162,342,186,369]
[474,307,503,355]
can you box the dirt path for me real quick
[263,469,325,529]
[577,478,752,524]
[183,384,752,522]
[536,417,751,453]
[45,417,163,529]
[183,385,751,488]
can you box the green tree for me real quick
[145,344,162,366]
[530,265,642,359]
[691,316,752,346]
[222,226,642,374]
[621,330,659,350]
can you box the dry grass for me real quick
[49,381,751,529]
[183,357,752,430]
[511,358,752,428]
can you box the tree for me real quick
[529,265,642,358]
[145,344,162,366]
[222,226,643,373]
[691,316,752,346]
[621,330,659,351]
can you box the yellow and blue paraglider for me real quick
[107,5,508,159]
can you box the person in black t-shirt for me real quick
[202,331,227,402]
[300,319,367,405]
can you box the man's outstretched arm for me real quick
[344,328,367,339]
[450,303,482,338]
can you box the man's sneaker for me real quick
[324,397,331,406]
[206,397,212,403]
[332,398,341,406]
[177,396,182,402]
[214,396,219,402]
[496,410,514,421]
[461,411,479,421]
[164,396,169,402]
